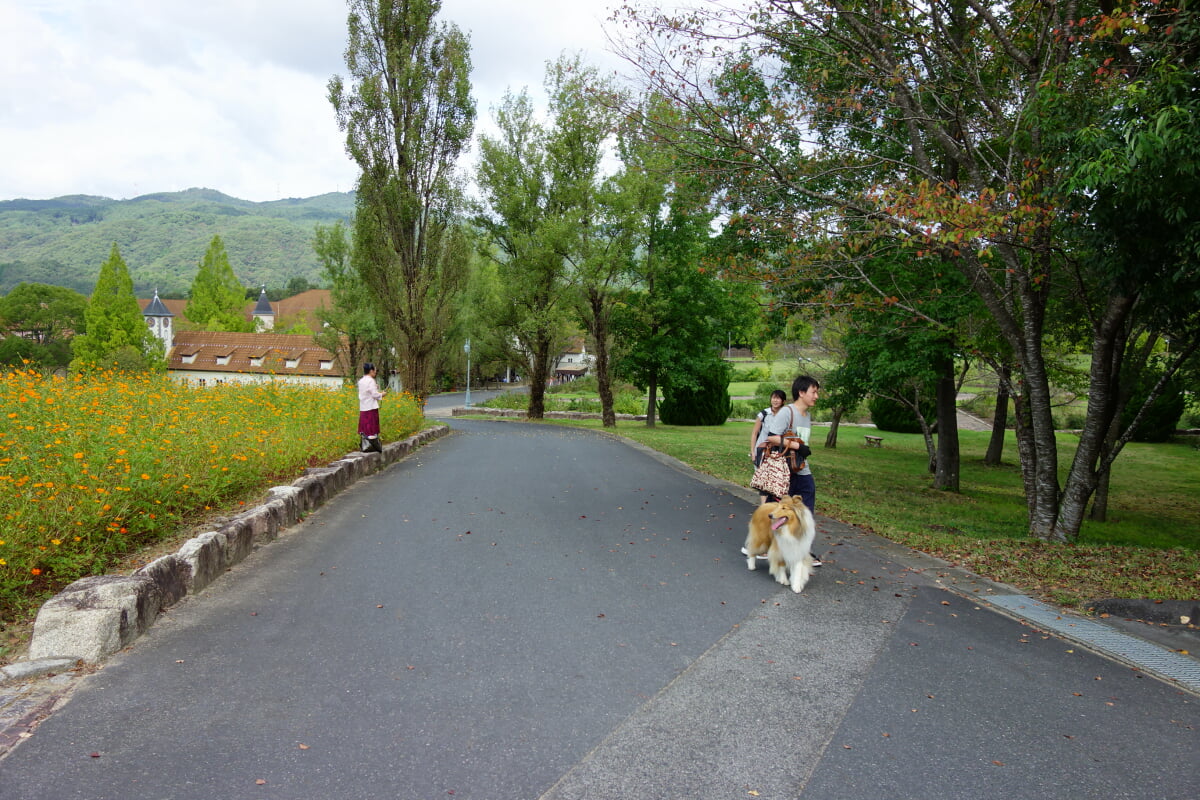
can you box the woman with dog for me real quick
[759,375,822,566]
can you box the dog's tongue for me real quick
[771,516,786,530]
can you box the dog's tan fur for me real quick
[744,496,817,593]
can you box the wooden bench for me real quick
[864,435,883,447]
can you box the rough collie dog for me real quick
[744,496,817,593]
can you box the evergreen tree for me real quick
[186,235,251,332]
[71,243,154,371]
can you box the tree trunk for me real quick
[1053,295,1138,538]
[983,367,1010,466]
[645,367,658,427]
[824,406,843,448]
[588,291,617,428]
[934,353,960,491]
[527,336,553,419]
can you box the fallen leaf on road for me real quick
[299,744,310,750]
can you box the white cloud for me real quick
[0,0,633,202]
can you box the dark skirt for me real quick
[358,408,380,437]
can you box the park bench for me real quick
[864,435,883,447]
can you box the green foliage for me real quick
[185,235,253,332]
[730,365,771,382]
[1121,366,1187,443]
[0,335,71,369]
[330,0,476,398]
[70,243,154,371]
[0,189,352,296]
[312,220,389,379]
[0,282,87,346]
[659,360,733,425]
[869,394,933,434]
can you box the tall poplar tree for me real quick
[71,243,155,371]
[186,235,251,332]
[474,89,566,417]
[329,0,475,399]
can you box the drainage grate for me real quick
[988,595,1200,694]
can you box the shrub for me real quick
[659,362,733,425]
[730,399,762,419]
[1121,369,1187,442]
[1053,409,1088,431]
[730,366,770,383]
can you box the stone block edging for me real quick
[15,425,448,672]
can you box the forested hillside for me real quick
[0,188,354,296]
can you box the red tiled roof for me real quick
[167,331,348,377]
[139,289,332,330]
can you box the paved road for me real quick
[0,419,1196,799]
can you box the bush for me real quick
[660,362,733,425]
[730,399,762,419]
[730,365,770,382]
[1053,409,1087,431]
[868,395,932,433]
[1121,369,1187,442]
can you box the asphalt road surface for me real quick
[0,419,1195,799]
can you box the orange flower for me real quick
[30,568,41,576]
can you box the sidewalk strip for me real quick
[988,595,1200,693]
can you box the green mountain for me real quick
[0,188,355,297]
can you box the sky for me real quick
[0,0,643,203]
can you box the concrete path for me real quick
[0,419,1196,799]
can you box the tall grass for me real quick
[0,367,424,621]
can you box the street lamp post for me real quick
[464,339,472,408]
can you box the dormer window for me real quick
[182,354,196,365]
[285,358,300,369]
[249,357,264,367]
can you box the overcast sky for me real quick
[0,0,645,203]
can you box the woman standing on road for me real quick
[358,362,385,451]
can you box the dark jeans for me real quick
[790,472,815,513]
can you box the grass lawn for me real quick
[472,413,1200,610]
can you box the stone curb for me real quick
[5,425,449,678]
